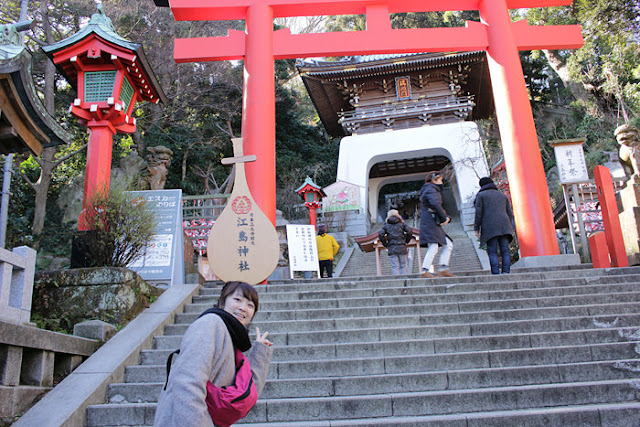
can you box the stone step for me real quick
[106,359,640,403]
[233,402,640,426]
[86,380,639,426]
[194,276,640,302]
[183,286,640,321]
[124,341,640,383]
[140,326,640,365]
[242,380,640,423]
[199,270,640,296]
[153,312,640,349]
[84,266,640,426]
[169,300,640,334]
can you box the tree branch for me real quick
[53,143,88,167]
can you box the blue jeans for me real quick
[389,253,408,275]
[486,235,511,274]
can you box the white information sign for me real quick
[286,224,320,278]
[552,140,589,184]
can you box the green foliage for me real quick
[79,188,156,267]
[525,0,640,119]
[31,311,73,334]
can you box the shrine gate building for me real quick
[298,51,493,235]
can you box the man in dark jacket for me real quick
[474,176,515,274]
[419,172,454,278]
[379,209,413,275]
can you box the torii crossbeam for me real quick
[155,0,583,258]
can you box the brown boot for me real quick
[438,270,455,277]
[420,271,436,278]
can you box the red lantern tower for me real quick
[295,176,326,228]
[43,5,166,230]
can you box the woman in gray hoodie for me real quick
[154,281,273,426]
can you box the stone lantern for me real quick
[42,4,166,230]
[295,176,325,228]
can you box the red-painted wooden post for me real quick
[593,165,629,267]
[243,4,277,225]
[479,0,558,257]
[588,232,611,268]
[78,122,116,230]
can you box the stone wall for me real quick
[32,268,162,333]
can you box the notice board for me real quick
[127,189,184,287]
[286,224,320,278]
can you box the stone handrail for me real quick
[0,320,99,420]
[0,246,36,325]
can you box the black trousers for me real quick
[319,259,333,278]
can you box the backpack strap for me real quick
[163,349,181,391]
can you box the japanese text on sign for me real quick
[553,143,589,184]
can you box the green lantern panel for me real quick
[84,71,117,103]
[120,77,135,112]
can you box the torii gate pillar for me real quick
[479,0,558,257]
[243,4,276,224]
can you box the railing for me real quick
[558,179,626,259]
[0,245,99,420]
[182,194,230,255]
[338,95,475,133]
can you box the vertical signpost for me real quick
[550,139,591,260]
[127,189,184,287]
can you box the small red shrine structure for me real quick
[295,176,326,228]
[43,5,166,230]
[153,0,583,259]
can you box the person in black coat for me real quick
[379,209,413,275]
[419,171,454,278]
[474,176,515,274]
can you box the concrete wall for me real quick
[336,122,489,233]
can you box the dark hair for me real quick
[317,224,327,235]
[479,176,494,187]
[217,281,259,314]
[425,171,443,183]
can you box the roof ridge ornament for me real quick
[0,20,33,47]
[90,1,116,33]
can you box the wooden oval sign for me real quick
[207,138,280,284]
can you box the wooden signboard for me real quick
[207,138,280,284]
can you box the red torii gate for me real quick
[155,0,583,258]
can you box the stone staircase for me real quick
[340,217,482,277]
[86,267,640,426]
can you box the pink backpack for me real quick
[205,348,258,427]
[164,348,258,427]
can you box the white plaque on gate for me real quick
[550,139,589,184]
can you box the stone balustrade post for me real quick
[0,246,36,325]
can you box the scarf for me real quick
[199,307,252,352]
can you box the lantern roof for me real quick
[295,176,326,196]
[0,22,72,155]
[42,4,167,104]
